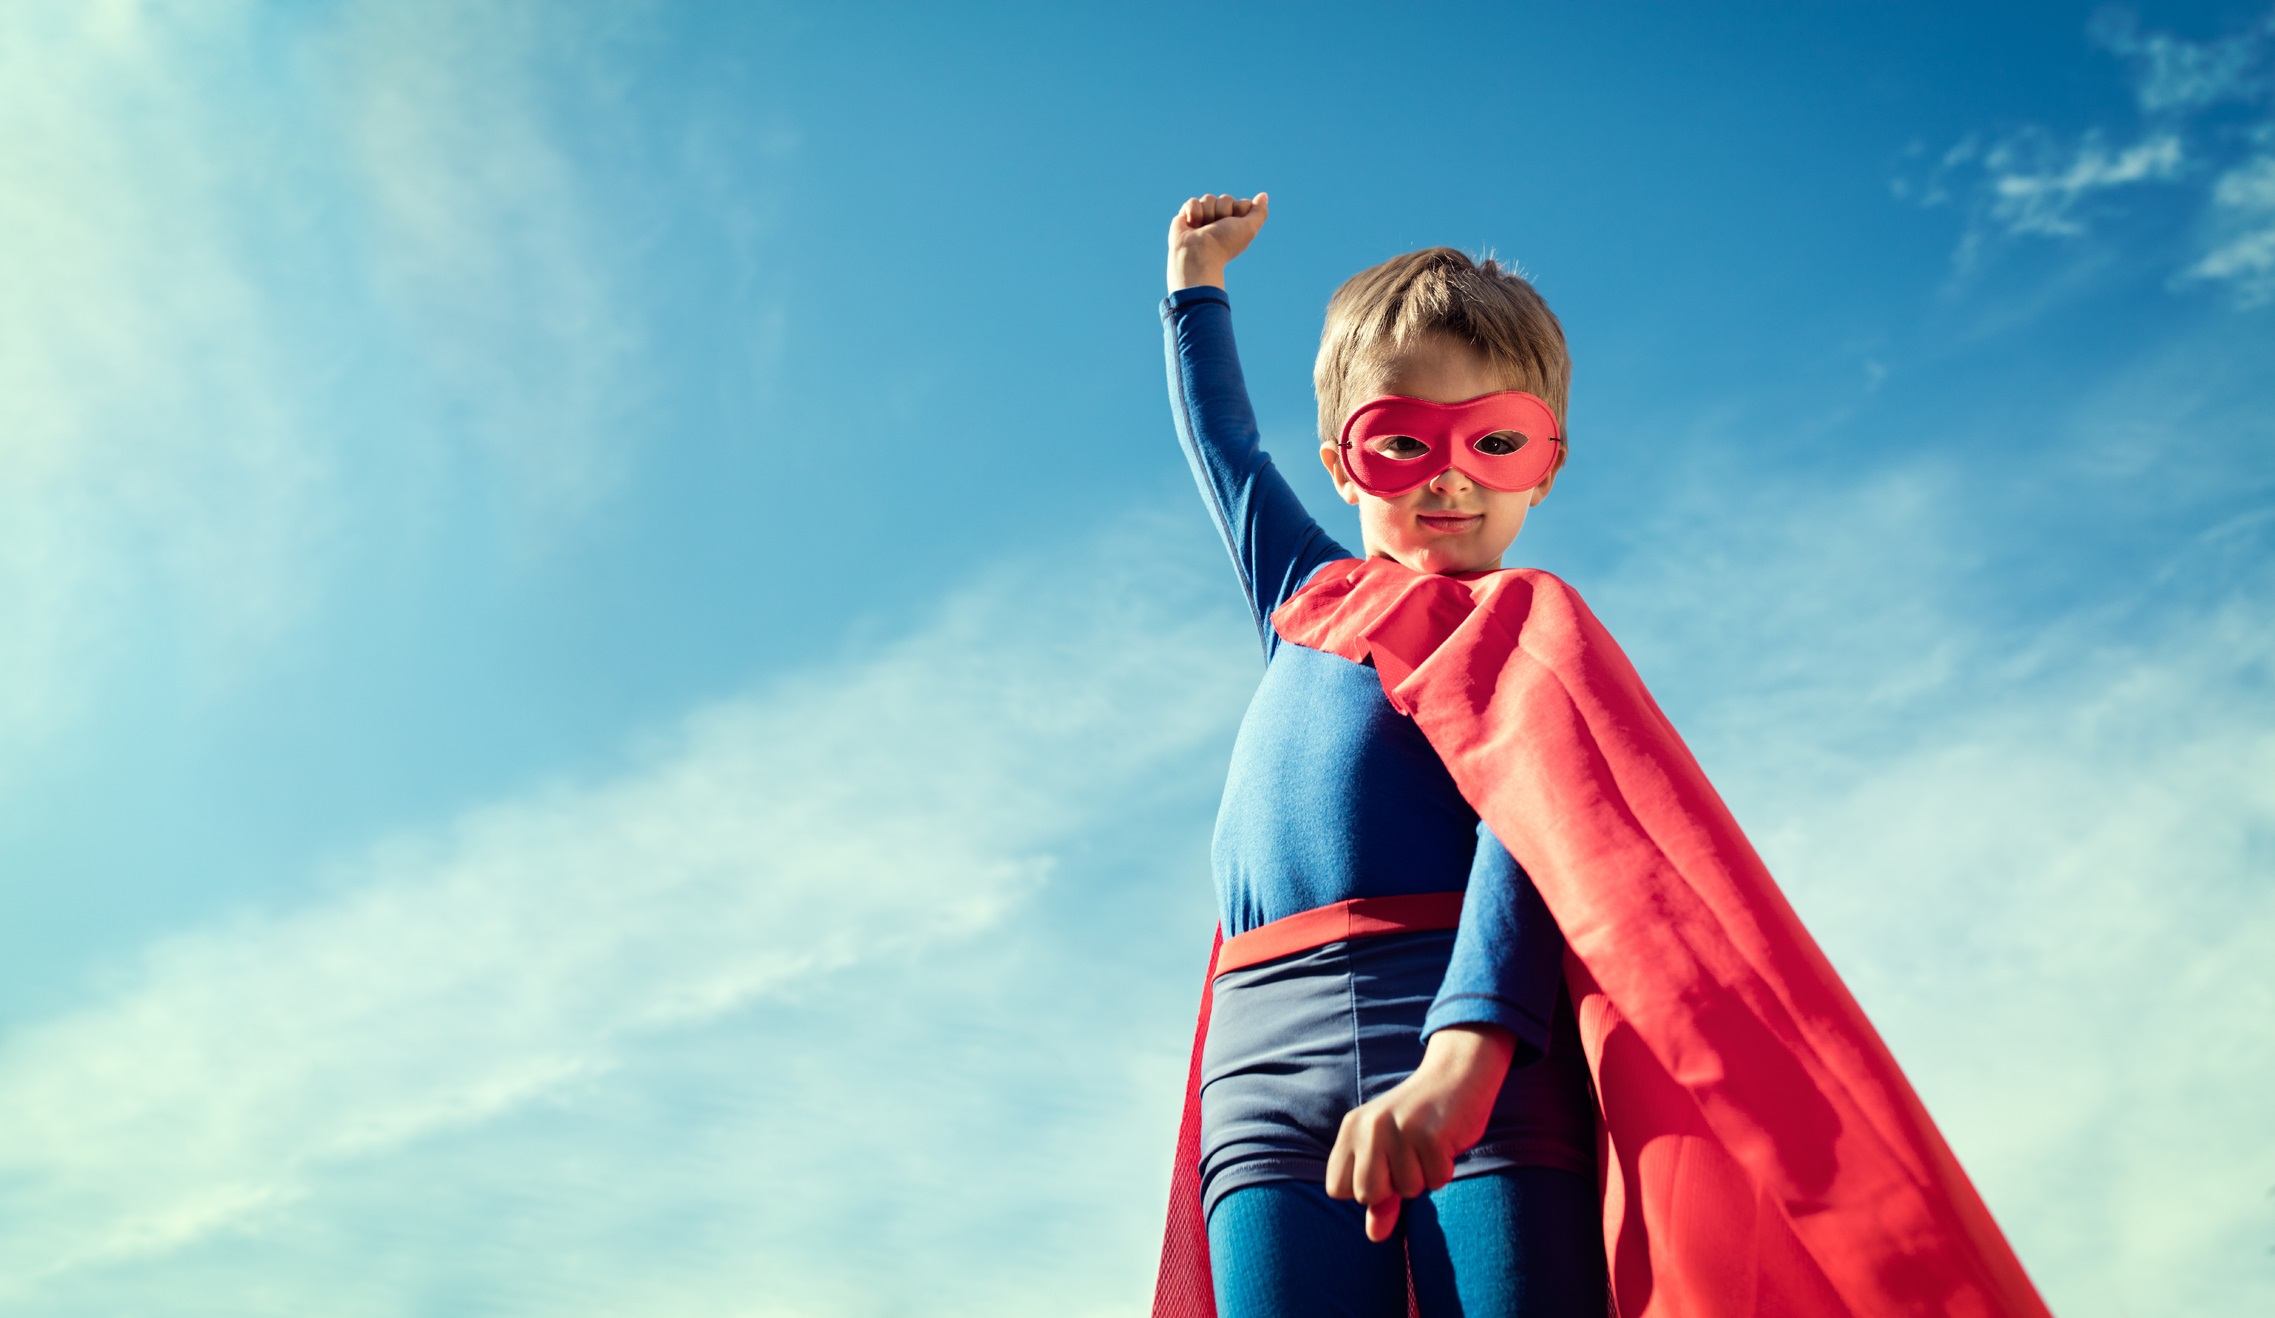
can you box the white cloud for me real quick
[2090,8,2273,113]
[0,1,669,771]
[321,0,654,525]
[1905,7,2275,302]
[1982,131,2185,237]
[0,518,1256,1312]
[0,1,335,752]
[2188,150,2275,303]
[1905,125,2189,279]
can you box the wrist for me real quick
[1167,249,1227,292]
[1420,1023,1515,1079]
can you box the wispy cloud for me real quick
[0,517,1254,1312]
[2091,7,2273,112]
[0,1,674,770]
[2190,144,2275,303]
[1973,130,2184,238]
[322,0,658,524]
[0,3,336,753]
[1899,6,2275,301]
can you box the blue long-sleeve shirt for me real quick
[1162,285,1566,1053]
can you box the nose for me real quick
[1427,464,1474,494]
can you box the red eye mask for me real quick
[1336,392,1564,497]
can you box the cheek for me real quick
[1477,494,1532,545]
[1357,494,1418,534]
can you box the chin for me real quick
[1398,545,1494,576]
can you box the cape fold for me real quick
[1151,556,2051,1318]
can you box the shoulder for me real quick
[1497,567,1580,598]
[1473,567,1587,613]
[1467,568,1616,657]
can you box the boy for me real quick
[1151,194,2051,1318]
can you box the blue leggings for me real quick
[1207,1168,1605,1318]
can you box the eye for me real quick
[1368,435,1430,460]
[1472,431,1532,457]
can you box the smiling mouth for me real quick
[1416,512,1483,533]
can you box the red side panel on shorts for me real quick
[1153,929,1221,1318]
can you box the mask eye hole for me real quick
[1473,431,1531,457]
[1367,434,1430,460]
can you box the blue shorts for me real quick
[1198,929,1595,1221]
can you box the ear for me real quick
[1527,443,1570,506]
[1319,441,1362,506]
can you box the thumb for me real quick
[1364,1195,1400,1243]
[1245,192,1270,229]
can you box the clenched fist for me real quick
[1326,1022,1517,1242]
[1167,192,1269,292]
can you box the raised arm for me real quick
[1161,193,1348,651]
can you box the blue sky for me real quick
[1,1,2271,1313]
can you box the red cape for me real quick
[1152,558,2050,1318]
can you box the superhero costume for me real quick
[1159,286,1596,1240]
[1152,287,2053,1317]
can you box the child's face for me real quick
[1319,334,1565,576]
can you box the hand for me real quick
[1325,1024,1516,1242]
[1166,192,1269,292]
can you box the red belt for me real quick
[1212,891,1466,976]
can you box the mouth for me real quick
[1415,511,1483,535]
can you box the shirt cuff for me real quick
[1161,284,1231,317]
[1421,992,1554,1066]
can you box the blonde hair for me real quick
[1314,247,1570,445]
